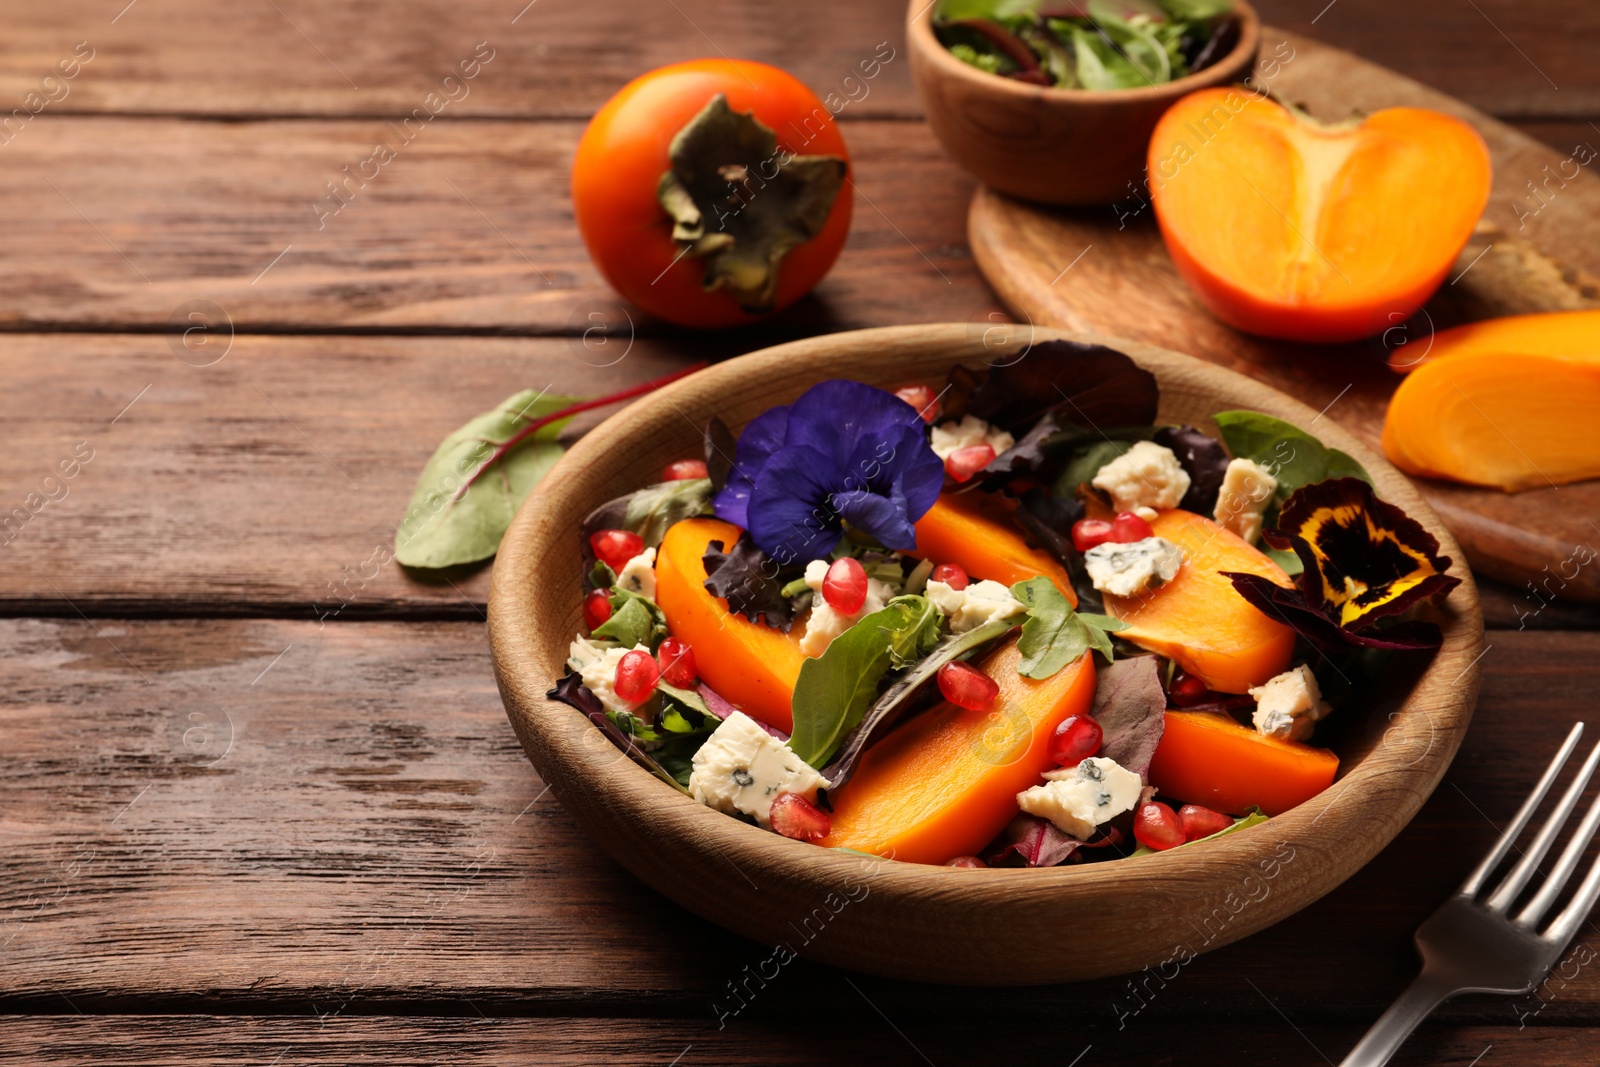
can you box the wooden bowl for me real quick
[907,0,1261,204]
[488,323,1483,985]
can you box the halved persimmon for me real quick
[655,518,805,733]
[1148,91,1491,343]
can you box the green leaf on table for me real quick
[1011,578,1125,679]
[394,389,583,569]
[789,595,942,767]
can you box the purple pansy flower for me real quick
[714,380,944,564]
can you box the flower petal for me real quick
[832,487,917,550]
[785,380,928,468]
[712,404,790,528]
[1223,571,1445,651]
[746,446,846,563]
[1273,478,1460,630]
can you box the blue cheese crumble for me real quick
[1017,756,1143,840]
[688,710,828,826]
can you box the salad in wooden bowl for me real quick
[488,323,1483,984]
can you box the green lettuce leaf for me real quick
[789,595,943,767]
[395,389,581,569]
[1010,577,1126,679]
[591,588,668,652]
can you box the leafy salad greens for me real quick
[933,0,1238,91]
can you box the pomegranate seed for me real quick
[1071,518,1115,553]
[657,637,698,688]
[938,660,999,712]
[1111,511,1154,543]
[769,792,831,840]
[822,557,869,614]
[944,443,996,483]
[661,458,709,481]
[1134,802,1186,851]
[946,855,987,868]
[894,384,940,423]
[613,649,659,705]
[1048,713,1103,767]
[929,563,969,590]
[582,588,613,630]
[590,528,645,572]
[1179,804,1234,841]
[1169,673,1210,707]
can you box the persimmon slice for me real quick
[819,638,1096,865]
[910,492,1076,606]
[1382,348,1600,491]
[1149,91,1491,343]
[655,518,805,733]
[1103,509,1295,694]
[1386,309,1600,373]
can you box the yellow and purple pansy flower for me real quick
[1225,478,1460,650]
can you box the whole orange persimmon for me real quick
[572,59,853,329]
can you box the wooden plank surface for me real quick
[0,1,1587,124]
[0,119,990,333]
[0,330,1585,622]
[3,619,1596,1026]
[1,1016,1595,1067]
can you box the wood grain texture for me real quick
[0,618,1591,1022]
[970,29,1600,600]
[0,334,700,616]
[489,323,1482,984]
[0,0,1585,126]
[0,118,992,333]
[2,1016,1596,1067]
[0,0,913,119]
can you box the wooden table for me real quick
[3,2,1598,1063]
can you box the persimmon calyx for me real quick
[656,94,846,313]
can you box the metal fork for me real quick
[1341,721,1600,1066]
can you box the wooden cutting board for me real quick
[970,28,1600,606]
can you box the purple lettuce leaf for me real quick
[965,340,1160,438]
[1153,424,1230,516]
[1092,655,1168,780]
[983,816,1125,868]
[702,535,799,631]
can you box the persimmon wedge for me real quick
[910,492,1076,605]
[1386,309,1600,374]
[655,518,804,733]
[1103,509,1295,694]
[1149,91,1491,343]
[1149,710,1339,816]
[820,639,1096,865]
[1383,348,1600,491]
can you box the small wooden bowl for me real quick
[489,323,1483,985]
[907,0,1261,204]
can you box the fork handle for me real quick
[1338,972,1458,1067]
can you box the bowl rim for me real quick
[488,324,1483,974]
[906,0,1263,105]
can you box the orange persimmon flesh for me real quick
[1383,348,1600,491]
[1148,710,1339,816]
[1149,91,1491,343]
[910,492,1076,606]
[820,639,1096,865]
[1103,509,1295,694]
[1386,309,1600,374]
[655,518,804,734]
